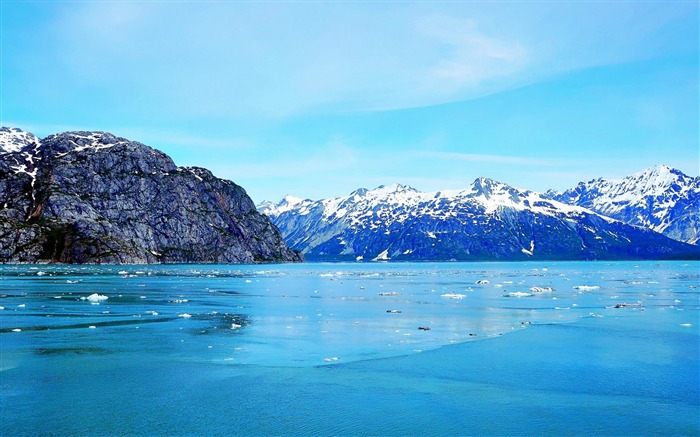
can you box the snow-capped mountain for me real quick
[546,165,699,245]
[259,178,700,261]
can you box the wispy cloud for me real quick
[8,1,689,121]
[418,151,560,167]
[416,14,528,90]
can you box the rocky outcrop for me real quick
[0,127,302,264]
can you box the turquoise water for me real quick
[1,261,698,435]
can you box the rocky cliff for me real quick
[0,127,302,264]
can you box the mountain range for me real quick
[259,166,700,261]
[0,127,301,264]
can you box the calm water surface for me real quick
[1,261,698,435]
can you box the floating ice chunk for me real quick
[606,302,642,309]
[506,292,532,297]
[172,299,189,303]
[84,293,108,302]
[530,286,555,293]
[679,323,692,327]
[88,325,96,329]
[18,304,25,308]
[145,310,159,316]
[12,328,21,332]
[441,293,465,299]
[573,285,600,291]
[178,313,192,318]
[245,280,252,283]
[118,270,128,275]
[36,271,46,276]
[323,357,339,362]
[231,323,242,329]
[0,306,4,310]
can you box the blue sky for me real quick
[2,1,698,203]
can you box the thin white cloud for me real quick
[418,151,560,167]
[39,2,694,118]
[417,14,528,89]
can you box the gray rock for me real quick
[0,127,302,264]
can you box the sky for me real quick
[2,1,698,203]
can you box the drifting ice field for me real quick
[1,261,698,436]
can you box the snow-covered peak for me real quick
[550,165,699,244]
[0,127,41,154]
[614,164,694,197]
[370,183,418,195]
[258,194,316,216]
[45,131,132,157]
[469,177,529,198]
[262,176,599,232]
[282,194,304,205]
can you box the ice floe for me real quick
[505,292,532,297]
[573,285,600,291]
[530,286,555,293]
[83,293,108,303]
[441,293,465,299]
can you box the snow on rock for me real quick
[260,170,700,261]
[372,249,390,261]
[549,165,700,245]
[0,127,41,154]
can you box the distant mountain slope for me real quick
[546,165,699,245]
[259,179,700,261]
[0,127,302,264]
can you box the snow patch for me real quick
[372,249,390,261]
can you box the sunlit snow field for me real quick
[1,261,698,435]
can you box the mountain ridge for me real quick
[259,173,699,261]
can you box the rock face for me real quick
[0,127,302,264]
[545,165,700,245]
[259,179,700,261]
